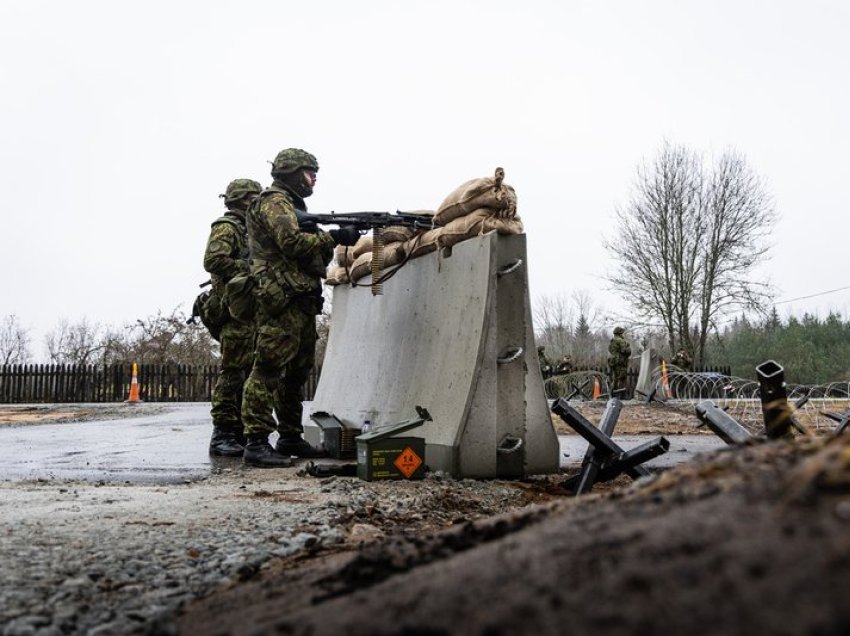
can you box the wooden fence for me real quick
[0,364,322,404]
[1,362,730,404]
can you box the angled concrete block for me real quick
[311,232,559,478]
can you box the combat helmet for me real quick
[613,326,625,336]
[271,148,319,177]
[221,179,262,205]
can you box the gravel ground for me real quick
[5,400,842,635]
[0,460,537,636]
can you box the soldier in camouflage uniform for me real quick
[204,178,263,456]
[672,347,693,371]
[607,326,632,394]
[241,148,359,467]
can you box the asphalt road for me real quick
[0,403,725,484]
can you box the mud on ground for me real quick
[0,402,172,426]
[181,435,850,636]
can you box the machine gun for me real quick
[298,210,435,233]
[298,211,438,295]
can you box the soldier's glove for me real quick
[300,220,319,233]
[329,225,360,247]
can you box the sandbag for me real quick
[434,168,518,225]
[404,228,442,259]
[482,213,524,236]
[380,225,416,243]
[349,252,373,282]
[334,245,355,268]
[352,235,372,259]
[437,210,487,249]
[377,241,406,269]
[325,265,350,286]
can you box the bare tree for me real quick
[604,142,774,365]
[44,317,105,365]
[533,291,608,362]
[102,307,219,366]
[0,314,32,364]
[533,292,574,357]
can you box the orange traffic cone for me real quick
[592,376,601,400]
[661,359,671,399]
[125,362,143,404]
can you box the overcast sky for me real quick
[1,0,848,356]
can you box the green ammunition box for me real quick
[356,418,428,481]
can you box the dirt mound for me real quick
[180,435,850,635]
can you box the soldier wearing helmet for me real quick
[607,326,632,395]
[240,148,359,467]
[203,178,263,456]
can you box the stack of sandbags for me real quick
[434,167,517,223]
[402,167,523,257]
[325,218,433,285]
[326,168,525,286]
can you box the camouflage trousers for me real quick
[609,366,627,392]
[210,319,255,432]
[241,300,318,436]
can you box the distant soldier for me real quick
[537,345,553,379]
[607,326,631,392]
[204,178,262,456]
[672,348,693,372]
[241,148,359,467]
[555,354,574,376]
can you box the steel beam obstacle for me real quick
[552,398,669,495]
[309,233,560,478]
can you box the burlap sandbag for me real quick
[436,210,525,249]
[380,225,416,243]
[404,228,443,259]
[437,210,487,248]
[434,168,518,225]
[334,245,354,268]
[349,252,372,282]
[481,214,524,235]
[379,241,406,269]
[352,235,372,259]
[325,265,350,286]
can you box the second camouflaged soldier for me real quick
[241,148,358,467]
[204,178,263,456]
[607,326,632,394]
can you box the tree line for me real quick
[0,309,218,367]
[0,307,333,369]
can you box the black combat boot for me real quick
[275,433,327,459]
[209,427,245,457]
[243,434,292,468]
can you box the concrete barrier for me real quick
[310,231,559,478]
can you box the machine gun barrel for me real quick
[301,211,436,231]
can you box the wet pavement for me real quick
[558,434,726,469]
[0,403,727,484]
[0,403,217,484]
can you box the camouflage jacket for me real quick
[246,183,335,298]
[203,209,249,293]
[607,335,631,368]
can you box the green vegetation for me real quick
[707,310,850,383]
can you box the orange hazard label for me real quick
[393,446,423,479]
